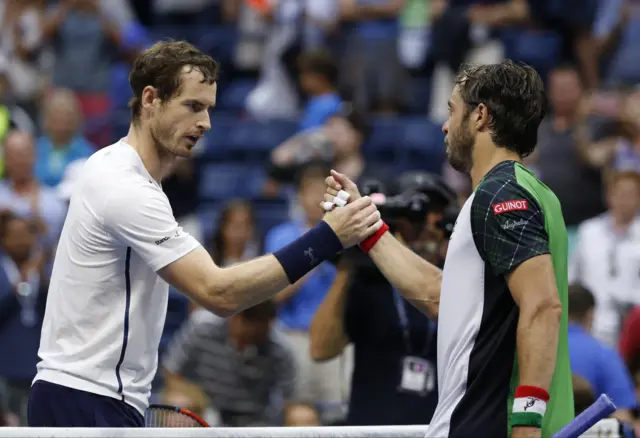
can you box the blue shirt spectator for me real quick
[299,93,342,132]
[352,0,399,39]
[264,220,337,330]
[568,323,638,410]
[35,89,95,188]
[35,136,94,187]
[568,284,638,419]
[298,51,342,132]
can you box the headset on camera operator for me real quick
[309,172,459,426]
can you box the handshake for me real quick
[319,170,385,249]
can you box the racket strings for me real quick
[145,407,206,427]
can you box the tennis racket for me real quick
[551,394,617,438]
[145,404,210,427]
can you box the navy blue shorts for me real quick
[28,380,145,427]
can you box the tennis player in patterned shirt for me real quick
[324,60,574,438]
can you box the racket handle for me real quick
[551,394,617,438]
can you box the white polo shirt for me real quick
[34,140,201,415]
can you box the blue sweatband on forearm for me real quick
[273,221,343,284]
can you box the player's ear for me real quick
[141,86,159,113]
[475,103,491,131]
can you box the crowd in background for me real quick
[0,0,640,434]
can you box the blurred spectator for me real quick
[572,373,596,415]
[284,402,321,426]
[0,212,49,425]
[35,89,95,188]
[210,199,260,267]
[338,0,408,114]
[0,0,48,112]
[0,130,66,251]
[264,164,342,406]
[246,0,304,120]
[620,306,640,370]
[42,0,124,147]
[163,300,295,427]
[310,170,449,425]
[268,108,371,187]
[533,64,606,231]
[397,0,430,72]
[569,171,640,345]
[567,284,637,423]
[160,376,214,425]
[0,56,37,155]
[153,0,221,26]
[311,264,437,426]
[303,0,339,50]
[580,88,640,174]
[297,50,342,132]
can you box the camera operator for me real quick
[309,173,458,426]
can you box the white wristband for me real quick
[512,397,547,417]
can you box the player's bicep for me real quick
[505,253,559,310]
[471,180,549,276]
[104,186,200,271]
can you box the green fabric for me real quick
[511,412,544,428]
[511,163,575,438]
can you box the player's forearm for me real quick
[310,268,351,361]
[368,233,441,319]
[516,299,562,390]
[210,255,291,316]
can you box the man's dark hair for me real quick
[241,299,277,322]
[454,60,547,158]
[128,40,220,121]
[568,284,596,320]
[298,50,339,85]
[295,162,331,190]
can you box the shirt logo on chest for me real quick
[492,199,528,215]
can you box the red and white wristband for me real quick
[322,191,389,253]
[511,385,550,429]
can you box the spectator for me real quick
[264,164,342,407]
[284,403,321,426]
[620,306,640,370]
[567,284,637,423]
[0,0,48,113]
[572,373,596,415]
[210,199,260,267]
[338,0,408,114]
[0,56,37,155]
[42,0,123,147]
[569,171,640,345]
[163,300,295,427]
[0,131,66,252]
[35,89,95,188]
[310,172,448,425]
[0,212,49,425]
[297,50,342,132]
[533,64,606,233]
[160,377,213,425]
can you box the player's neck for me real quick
[470,146,521,189]
[125,123,175,183]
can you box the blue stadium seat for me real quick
[197,27,237,65]
[218,80,256,112]
[199,163,267,200]
[203,119,297,160]
[198,202,223,241]
[364,118,403,162]
[501,29,561,80]
[253,198,290,236]
[399,118,445,173]
[407,77,432,114]
[159,289,189,355]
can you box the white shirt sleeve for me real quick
[103,182,201,271]
[568,225,584,284]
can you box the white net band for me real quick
[2,420,620,438]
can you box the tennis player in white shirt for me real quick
[27,40,382,428]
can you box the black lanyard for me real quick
[392,290,435,356]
